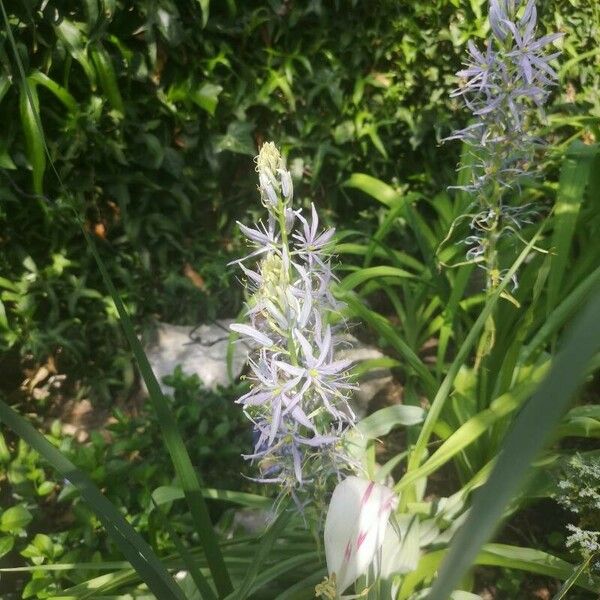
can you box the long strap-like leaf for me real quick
[547,142,598,313]
[402,225,545,498]
[84,229,232,596]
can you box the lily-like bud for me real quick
[324,477,398,596]
[259,172,278,206]
[279,168,293,200]
[284,207,296,233]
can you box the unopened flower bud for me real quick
[259,172,278,206]
[284,207,296,233]
[256,141,284,181]
[279,169,293,200]
[324,477,397,595]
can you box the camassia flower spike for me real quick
[320,477,398,598]
[230,142,356,507]
[444,0,562,289]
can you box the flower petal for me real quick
[229,323,274,347]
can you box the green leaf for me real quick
[0,505,32,533]
[196,0,210,27]
[357,405,426,439]
[403,226,546,493]
[349,357,401,380]
[340,291,437,398]
[53,18,96,84]
[84,231,232,596]
[276,570,328,600]
[28,71,78,113]
[400,544,600,599]
[214,121,255,156]
[37,481,56,496]
[192,82,222,115]
[347,405,424,470]
[338,266,415,292]
[152,486,271,510]
[0,536,14,559]
[342,173,402,207]
[1,1,60,198]
[552,554,598,600]
[89,43,124,114]
[547,142,598,312]
[0,73,11,104]
[428,285,600,600]
[19,80,45,194]
[232,552,318,599]
[0,431,10,462]
[226,504,292,600]
[151,496,216,600]
[521,263,600,364]
[478,544,598,586]
[395,369,545,492]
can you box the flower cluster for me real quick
[446,0,561,284]
[230,142,356,504]
[556,454,600,571]
[449,0,561,192]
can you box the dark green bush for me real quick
[0,0,597,397]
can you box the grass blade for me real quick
[395,369,544,493]
[400,544,600,599]
[18,79,45,194]
[339,291,437,397]
[342,173,403,207]
[428,285,600,600]
[521,263,600,364]
[338,266,415,292]
[0,399,186,600]
[151,496,217,600]
[551,554,597,600]
[152,485,272,510]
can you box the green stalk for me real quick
[276,197,299,366]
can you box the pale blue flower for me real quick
[230,142,356,500]
[445,0,562,276]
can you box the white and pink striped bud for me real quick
[323,477,398,596]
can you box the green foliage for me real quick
[2,0,596,396]
[0,373,250,597]
[1,0,600,599]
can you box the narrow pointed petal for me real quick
[230,323,274,347]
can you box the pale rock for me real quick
[142,320,248,395]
